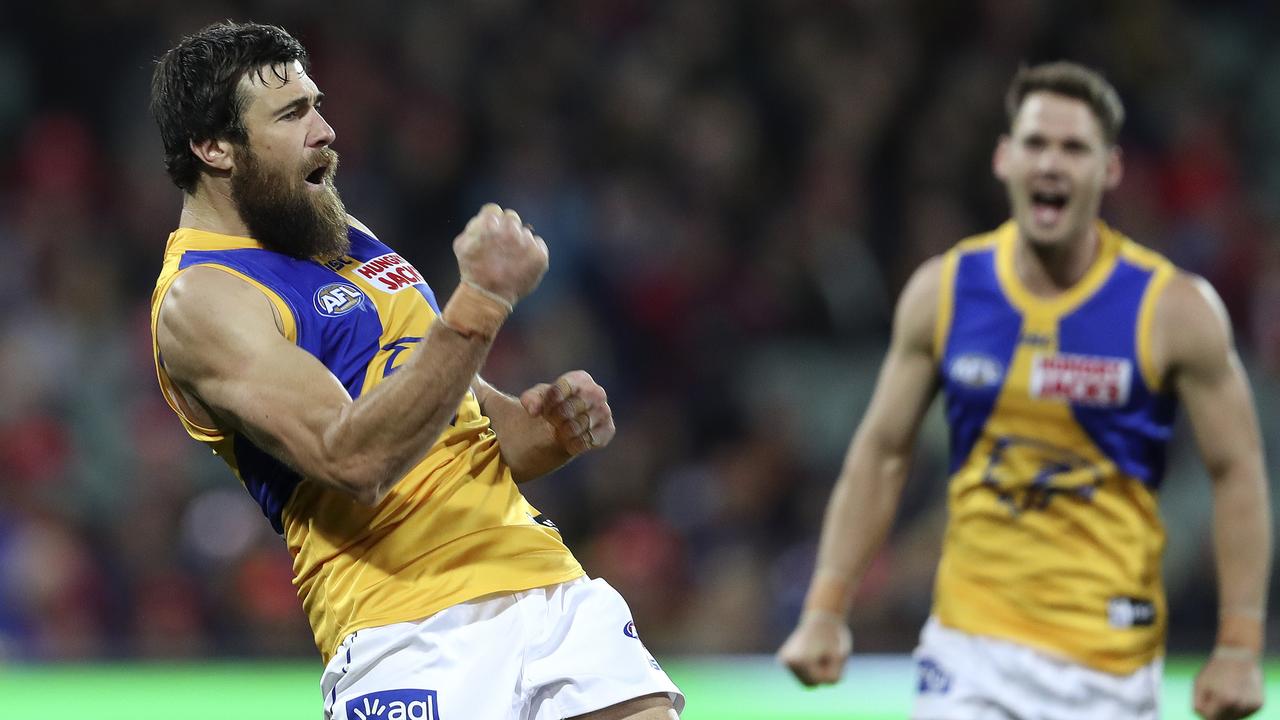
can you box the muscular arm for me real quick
[158,204,547,507]
[780,257,943,686]
[1158,275,1272,649]
[158,266,490,505]
[1155,274,1270,719]
[806,257,943,615]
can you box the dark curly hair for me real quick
[1005,61,1125,145]
[150,21,309,193]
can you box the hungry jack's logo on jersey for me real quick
[356,253,427,293]
[1030,353,1132,407]
[345,689,440,720]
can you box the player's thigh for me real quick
[523,578,683,719]
[567,692,677,720]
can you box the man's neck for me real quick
[179,181,250,237]
[1014,225,1100,297]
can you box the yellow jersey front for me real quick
[150,226,584,662]
[932,221,1177,674]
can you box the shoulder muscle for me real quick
[157,266,288,388]
[893,255,944,357]
[1153,271,1234,384]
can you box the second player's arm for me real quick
[1158,275,1271,720]
[779,257,943,686]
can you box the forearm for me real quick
[325,320,492,498]
[1210,462,1272,653]
[805,434,911,617]
[475,380,570,482]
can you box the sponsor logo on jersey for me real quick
[528,513,559,531]
[324,255,355,272]
[1030,353,1132,406]
[1020,332,1053,347]
[313,282,365,317]
[916,657,952,694]
[345,689,440,720]
[355,253,426,293]
[623,621,638,639]
[1107,597,1157,628]
[948,353,1004,389]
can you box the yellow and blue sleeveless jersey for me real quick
[150,226,583,662]
[932,220,1177,674]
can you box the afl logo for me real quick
[314,283,365,317]
[623,621,638,639]
[949,353,1004,388]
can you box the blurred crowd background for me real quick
[2,0,1279,663]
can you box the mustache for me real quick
[305,147,340,180]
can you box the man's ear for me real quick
[992,135,1011,181]
[189,138,237,173]
[1104,145,1123,190]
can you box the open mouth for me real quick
[305,164,328,186]
[1030,190,1068,226]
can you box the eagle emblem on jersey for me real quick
[981,435,1103,516]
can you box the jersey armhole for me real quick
[151,263,300,441]
[933,249,960,363]
[1135,263,1176,393]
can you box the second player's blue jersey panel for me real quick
[1059,262,1177,487]
[942,249,1023,475]
[941,244,1175,489]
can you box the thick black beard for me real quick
[231,146,351,262]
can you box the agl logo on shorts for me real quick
[345,689,440,720]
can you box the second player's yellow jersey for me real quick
[150,226,584,662]
[932,221,1177,674]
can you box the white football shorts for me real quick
[320,576,684,720]
[910,617,1161,720]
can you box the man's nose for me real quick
[310,112,336,147]
[1034,146,1063,174]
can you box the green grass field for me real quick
[1,655,1275,719]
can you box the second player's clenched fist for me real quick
[454,203,549,307]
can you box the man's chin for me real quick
[1016,213,1076,249]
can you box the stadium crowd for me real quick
[1,0,1278,660]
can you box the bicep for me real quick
[1175,343,1261,478]
[1165,277,1262,477]
[157,267,354,478]
[854,258,942,456]
[856,338,939,457]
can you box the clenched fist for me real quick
[778,610,854,687]
[519,371,615,456]
[454,203,549,306]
